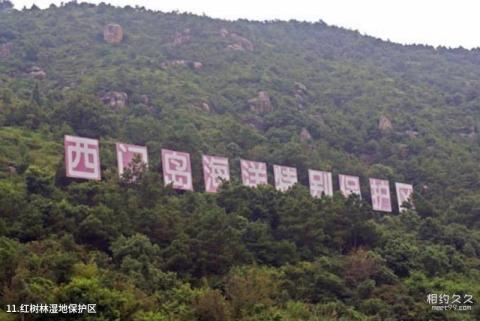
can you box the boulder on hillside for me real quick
[455,126,477,140]
[300,127,312,142]
[294,82,307,93]
[229,33,254,51]
[219,28,229,38]
[7,165,16,175]
[29,66,46,80]
[140,95,150,105]
[191,61,203,70]
[295,93,305,106]
[378,115,393,132]
[100,91,128,109]
[312,113,326,127]
[226,43,245,51]
[248,91,273,113]
[104,23,124,44]
[172,28,191,46]
[199,102,211,112]
[221,28,254,52]
[160,60,203,71]
[294,82,308,108]
[405,130,419,139]
[397,144,409,159]
[193,101,211,112]
[0,43,12,58]
[244,116,266,131]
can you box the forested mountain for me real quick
[0,2,479,320]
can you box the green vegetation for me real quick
[0,2,479,320]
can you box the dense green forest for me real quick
[0,2,480,320]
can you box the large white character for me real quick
[203,155,230,193]
[274,165,298,192]
[395,182,414,212]
[64,135,101,180]
[309,169,333,197]
[370,178,392,212]
[339,174,361,198]
[116,143,148,177]
[241,159,268,188]
[162,149,193,190]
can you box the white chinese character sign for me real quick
[339,174,361,198]
[202,155,230,193]
[62,135,417,205]
[241,159,268,188]
[274,165,298,192]
[309,170,333,197]
[116,143,148,177]
[370,178,392,212]
[396,182,414,212]
[64,135,101,180]
[161,149,193,191]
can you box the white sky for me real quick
[10,0,480,49]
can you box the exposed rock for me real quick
[294,82,308,108]
[405,130,419,139]
[7,166,16,175]
[300,127,312,142]
[29,66,46,80]
[172,28,191,46]
[313,113,326,127]
[245,117,266,131]
[455,126,477,139]
[160,60,203,71]
[0,43,12,58]
[140,95,150,105]
[100,91,128,109]
[194,101,212,113]
[295,93,305,109]
[248,91,273,113]
[378,116,393,132]
[294,82,307,93]
[219,28,229,38]
[221,29,254,52]
[191,61,203,70]
[145,105,156,114]
[295,93,305,106]
[294,93,304,102]
[229,33,254,51]
[103,24,124,44]
[160,60,185,68]
[398,144,409,159]
[226,43,246,51]
[200,102,211,112]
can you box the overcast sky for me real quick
[10,0,480,49]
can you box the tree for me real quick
[225,266,279,319]
[193,289,231,321]
[343,248,383,286]
[31,83,42,106]
[53,93,118,137]
[0,0,13,12]
[25,166,53,196]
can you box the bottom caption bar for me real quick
[5,304,96,314]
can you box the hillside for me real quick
[0,2,479,321]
